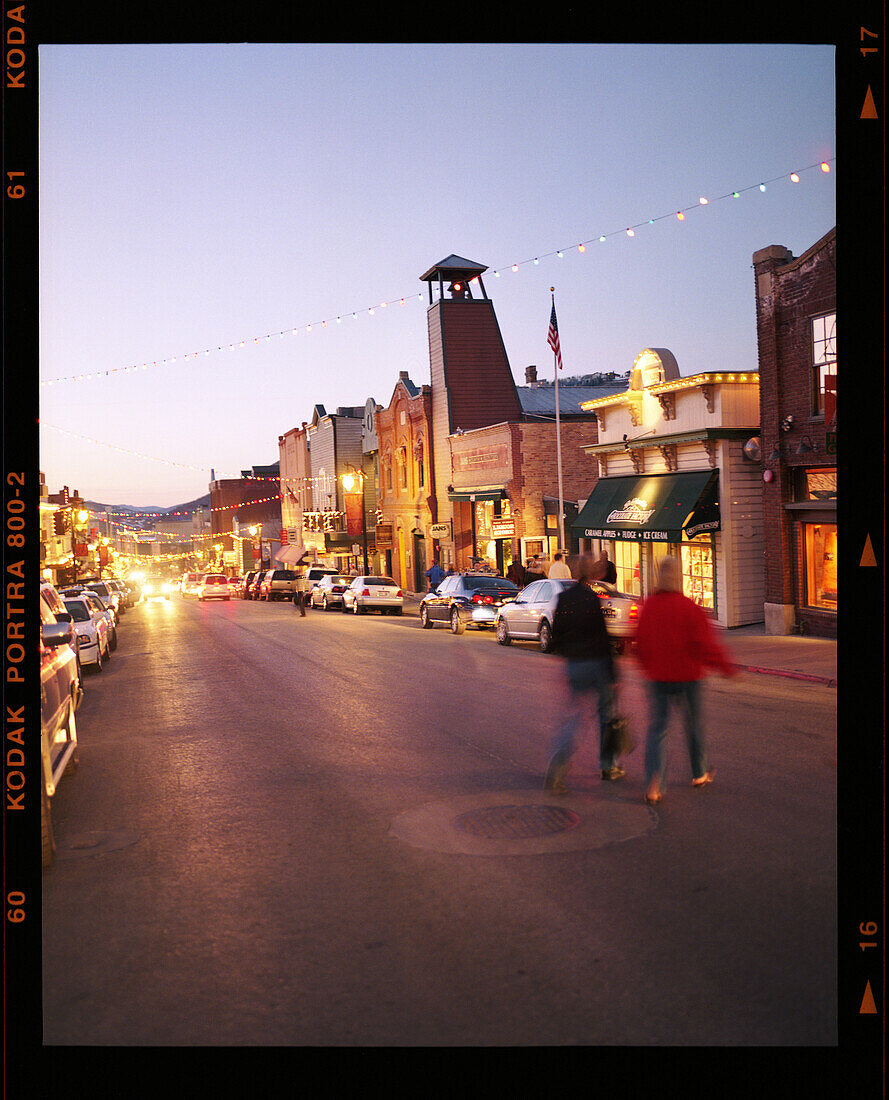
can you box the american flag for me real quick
[547,300,563,370]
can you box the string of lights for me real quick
[40,159,833,388]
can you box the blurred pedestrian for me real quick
[544,553,621,793]
[506,559,526,588]
[548,552,572,579]
[524,555,546,585]
[634,556,737,804]
[425,560,445,590]
[293,570,310,617]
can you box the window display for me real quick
[804,523,837,610]
[680,539,714,611]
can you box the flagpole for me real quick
[551,289,566,554]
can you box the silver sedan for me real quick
[494,579,641,653]
[342,576,404,615]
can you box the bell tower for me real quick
[421,254,523,568]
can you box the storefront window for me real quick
[613,541,641,596]
[680,538,715,612]
[804,523,837,611]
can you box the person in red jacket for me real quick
[635,556,737,804]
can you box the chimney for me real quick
[525,365,538,384]
[399,370,409,380]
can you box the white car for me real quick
[181,572,202,597]
[63,595,112,671]
[198,573,231,601]
[342,576,404,616]
[309,575,351,610]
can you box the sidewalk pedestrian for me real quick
[544,553,621,793]
[524,555,546,585]
[506,559,526,588]
[599,550,617,585]
[548,552,572,579]
[425,560,445,591]
[634,556,737,804]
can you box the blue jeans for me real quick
[551,658,616,770]
[643,680,707,790]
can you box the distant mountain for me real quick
[84,493,211,516]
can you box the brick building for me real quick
[753,227,836,637]
[209,463,282,573]
[375,371,435,590]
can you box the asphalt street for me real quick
[41,593,837,1047]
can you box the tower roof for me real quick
[419,255,488,282]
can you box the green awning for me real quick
[571,471,719,541]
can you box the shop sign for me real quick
[491,519,515,538]
[685,519,719,538]
[583,527,673,541]
[430,523,450,539]
[606,497,655,525]
[375,522,394,549]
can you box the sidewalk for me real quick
[402,593,837,687]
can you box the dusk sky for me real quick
[37,43,836,510]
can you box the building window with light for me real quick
[812,312,836,417]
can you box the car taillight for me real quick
[472,593,494,604]
[362,588,371,596]
[396,590,402,598]
[629,604,639,621]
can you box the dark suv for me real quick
[419,572,519,634]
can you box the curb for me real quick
[736,664,837,687]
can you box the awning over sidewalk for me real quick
[572,470,719,542]
[274,544,308,565]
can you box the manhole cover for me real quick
[453,803,580,839]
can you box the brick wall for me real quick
[753,227,836,636]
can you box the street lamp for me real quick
[342,464,369,575]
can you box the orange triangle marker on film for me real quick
[860,534,878,567]
[860,980,877,1014]
[861,86,878,119]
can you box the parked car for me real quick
[309,574,352,611]
[588,581,642,652]
[59,585,118,651]
[341,575,404,615]
[494,578,641,654]
[291,566,339,607]
[123,576,143,604]
[181,572,202,597]
[82,580,121,620]
[198,573,231,601]
[246,571,266,600]
[107,578,131,611]
[226,576,241,597]
[40,584,83,867]
[419,573,518,633]
[63,595,112,671]
[235,572,257,599]
[141,577,173,600]
[82,592,118,651]
[259,569,299,601]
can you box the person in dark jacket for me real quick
[544,554,621,792]
[599,550,618,585]
[506,559,526,588]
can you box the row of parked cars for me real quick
[416,572,639,653]
[39,575,140,867]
